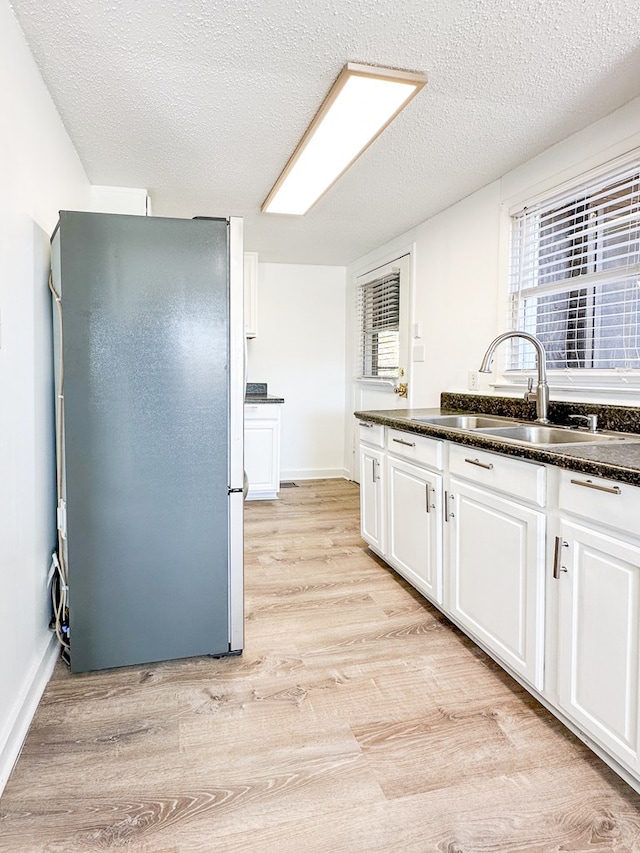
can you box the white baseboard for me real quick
[0,634,59,796]
[280,468,350,481]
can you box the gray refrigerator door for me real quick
[54,212,231,672]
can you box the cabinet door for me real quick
[387,455,442,604]
[448,478,545,689]
[245,416,280,500]
[359,444,385,554]
[557,521,640,771]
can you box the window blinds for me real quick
[509,163,640,371]
[356,270,401,379]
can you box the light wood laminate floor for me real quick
[2,479,640,852]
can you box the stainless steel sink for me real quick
[476,425,634,445]
[411,414,517,429]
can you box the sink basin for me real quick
[476,425,633,445]
[411,415,517,429]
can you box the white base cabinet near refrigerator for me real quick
[244,404,281,500]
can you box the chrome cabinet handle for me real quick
[392,437,416,447]
[425,484,430,514]
[553,536,569,579]
[371,459,377,483]
[360,421,374,428]
[570,478,621,495]
[444,491,455,521]
[465,457,494,471]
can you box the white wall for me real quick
[247,263,347,480]
[411,180,502,407]
[345,94,640,476]
[0,2,90,793]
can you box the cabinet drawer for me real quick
[387,428,443,470]
[245,403,280,421]
[449,443,546,506]
[559,470,640,537]
[358,420,385,448]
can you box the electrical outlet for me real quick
[468,370,479,391]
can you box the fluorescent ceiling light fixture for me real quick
[262,62,427,216]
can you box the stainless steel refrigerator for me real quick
[50,211,244,673]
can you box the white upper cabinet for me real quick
[90,185,150,215]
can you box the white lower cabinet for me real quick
[359,444,385,554]
[357,420,640,791]
[447,476,545,690]
[244,404,281,500]
[556,521,640,773]
[387,455,442,604]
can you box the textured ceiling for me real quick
[9,0,640,264]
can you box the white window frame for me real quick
[496,149,640,401]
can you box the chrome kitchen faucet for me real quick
[479,332,550,424]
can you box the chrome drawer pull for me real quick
[360,422,374,428]
[393,438,416,447]
[465,457,493,471]
[570,478,621,495]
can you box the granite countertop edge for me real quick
[245,394,285,404]
[354,399,640,488]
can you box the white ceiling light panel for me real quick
[262,62,427,216]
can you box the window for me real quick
[356,269,401,379]
[509,162,640,373]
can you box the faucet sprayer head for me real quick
[478,350,495,373]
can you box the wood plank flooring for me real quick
[2,478,640,852]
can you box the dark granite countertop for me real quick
[245,382,284,404]
[355,392,640,488]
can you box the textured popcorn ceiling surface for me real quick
[9,0,640,264]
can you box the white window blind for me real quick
[509,162,640,371]
[356,270,401,379]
